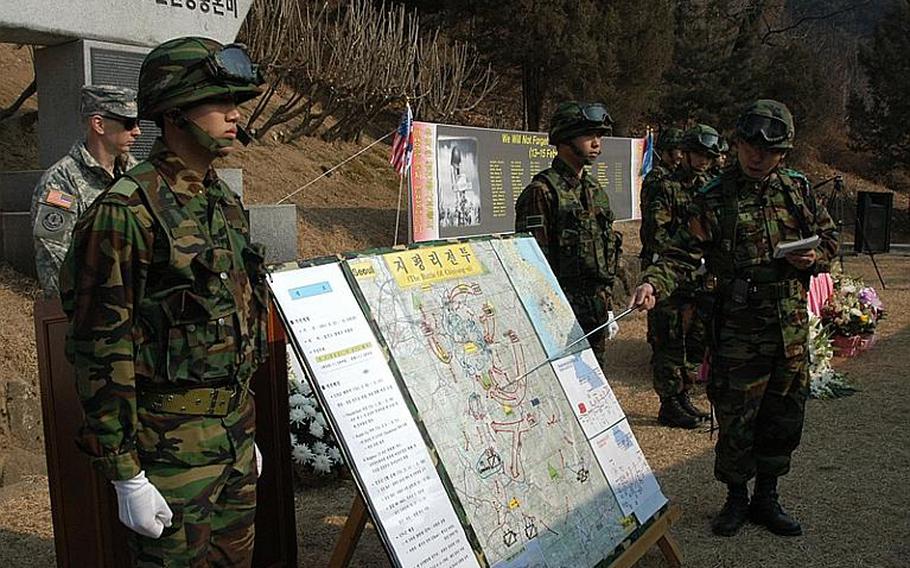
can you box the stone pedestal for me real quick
[247,204,299,264]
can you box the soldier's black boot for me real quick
[658,396,699,429]
[678,390,710,421]
[749,476,802,536]
[711,483,750,537]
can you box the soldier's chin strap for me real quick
[167,109,252,155]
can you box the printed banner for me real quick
[408,122,647,243]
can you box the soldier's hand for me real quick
[785,249,817,271]
[112,471,174,538]
[629,283,657,311]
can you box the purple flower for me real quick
[858,287,884,312]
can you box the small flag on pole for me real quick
[640,129,654,177]
[390,102,414,176]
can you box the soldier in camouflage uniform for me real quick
[30,85,141,297]
[653,126,684,179]
[712,136,730,177]
[640,124,721,429]
[639,126,683,266]
[515,101,622,364]
[59,38,269,566]
[630,100,837,537]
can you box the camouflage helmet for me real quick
[548,101,613,145]
[735,99,794,150]
[138,37,264,120]
[655,127,684,151]
[680,124,722,157]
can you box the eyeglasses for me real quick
[580,103,613,126]
[207,44,264,86]
[737,114,789,144]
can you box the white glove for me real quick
[111,471,174,538]
[254,442,263,478]
[606,310,620,340]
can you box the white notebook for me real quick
[773,235,820,259]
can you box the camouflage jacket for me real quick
[31,140,136,297]
[641,165,838,343]
[640,167,712,266]
[515,156,620,295]
[60,139,268,480]
[650,157,675,182]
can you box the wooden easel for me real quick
[327,496,683,568]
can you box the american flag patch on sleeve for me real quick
[45,189,75,210]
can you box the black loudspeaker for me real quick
[854,191,893,253]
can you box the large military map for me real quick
[349,237,648,567]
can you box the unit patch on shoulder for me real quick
[33,202,75,241]
[42,210,65,232]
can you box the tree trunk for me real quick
[522,63,544,132]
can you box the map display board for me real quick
[408,122,647,243]
[269,236,665,568]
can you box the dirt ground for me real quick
[4,256,901,567]
[290,254,910,568]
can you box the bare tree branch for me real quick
[0,79,36,123]
[239,0,499,143]
[760,1,871,45]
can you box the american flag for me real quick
[389,102,414,176]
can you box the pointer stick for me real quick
[514,307,636,382]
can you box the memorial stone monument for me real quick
[0,0,299,274]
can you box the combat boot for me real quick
[711,483,750,537]
[658,396,699,429]
[749,476,802,536]
[678,390,711,421]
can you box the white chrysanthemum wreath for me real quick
[287,350,345,476]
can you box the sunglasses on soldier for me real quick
[737,114,789,144]
[206,44,264,86]
[102,116,139,130]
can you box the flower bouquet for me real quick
[819,274,885,357]
[287,351,346,485]
[808,312,856,399]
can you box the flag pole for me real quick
[392,96,412,247]
[394,172,405,247]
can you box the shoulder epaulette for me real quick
[99,161,156,206]
[101,176,141,202]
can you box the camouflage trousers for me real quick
[647,295,706,399]
[565,285,610,367]
[707,298,809,485]
[131,401,258,567]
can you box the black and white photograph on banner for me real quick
[436,136,482,229]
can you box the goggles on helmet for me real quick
[579,103,613,127]
[206,44,264,86]
[737,114,789,144]
[693,131,721,153]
